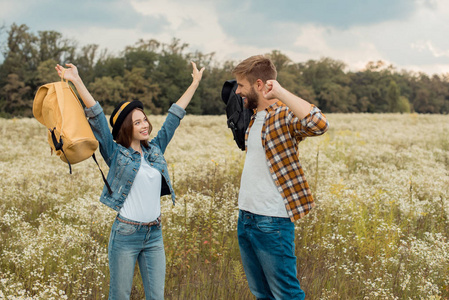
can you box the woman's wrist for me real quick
[70,77,84,88]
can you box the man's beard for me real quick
[243,86,258,110]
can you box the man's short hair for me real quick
[232,55,277,85]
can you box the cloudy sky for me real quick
[1,0,448,75]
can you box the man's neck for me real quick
[257,99,278,112]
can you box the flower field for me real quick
[1,113,449,299]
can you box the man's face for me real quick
[236,76,259,110]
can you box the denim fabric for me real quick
[108,215,165,300]
[237,210,305,300]
[84,102,186,211]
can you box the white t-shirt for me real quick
[238,110,288,218]
[120,155,162,222]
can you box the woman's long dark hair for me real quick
[115,108,152,149]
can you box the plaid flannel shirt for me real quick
[245,101,329,221]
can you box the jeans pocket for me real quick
[256,218,279,234]
[115,222,137,236]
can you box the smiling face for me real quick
[235,76,259,110]
[131,109,150,142]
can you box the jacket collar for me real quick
[118,144,151,160]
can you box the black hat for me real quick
[221,79,238,105]
[110,100,144,140]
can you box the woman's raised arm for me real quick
[55,63,96,108]
[175,61,205,109]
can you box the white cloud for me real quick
[290,24,385,71]
[62,27,143,57]
[0,2,13,16]
[412,41,449,58]
[129,0,228,57]
[126,0,280,63]
[280,0,449,75]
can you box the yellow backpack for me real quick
[33,75,98,170]
[33,74,111,193]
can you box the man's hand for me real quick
[263,80,284,100]
[263,79,312,119]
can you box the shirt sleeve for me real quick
[290,105,329,138]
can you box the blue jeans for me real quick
[238,210,305,300]
[108,215,165,300]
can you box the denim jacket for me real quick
[84,101,185,212]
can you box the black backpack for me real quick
[221,80,253,151]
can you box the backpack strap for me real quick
[49,127,72,174]
[92,153,112,195]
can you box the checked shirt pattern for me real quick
[245,102,329,221]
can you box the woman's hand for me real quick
[55,63,81,83]
[191,61,205,84]
[55,63,96,108]
[175,61,205,109]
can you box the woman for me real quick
[55,62,204,300]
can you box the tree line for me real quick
[1,23,449,117]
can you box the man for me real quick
[233,55,329,300]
